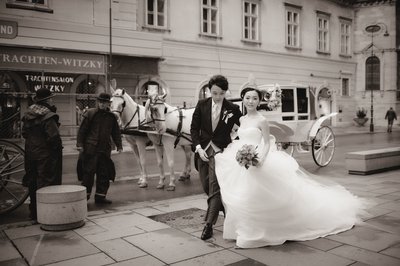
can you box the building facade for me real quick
[0,0,397,137]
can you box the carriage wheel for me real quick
[276,142,294,156]
[312,126,335,167]
[0,140,29,215]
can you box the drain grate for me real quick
[149,208,207,231]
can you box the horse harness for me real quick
[111,95,152,136]
[149,99,192,148]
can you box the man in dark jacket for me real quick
[385,107,397,133]
[77,92,122,204]
[22,88,63,221]
[190,75,241,240]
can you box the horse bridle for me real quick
[148,98,193,148]
[148,97,168,123]
[111,95,140,129]
[110,95,126,115]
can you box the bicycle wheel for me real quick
[0,140,29,215]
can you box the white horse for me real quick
[145,94,195,176]
[110,88,191,191]
[145,93,194,147]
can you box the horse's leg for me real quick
[163,139,176,191]
[178,145,192,181]
[136,138,149,188]
[132,145,143,184]
[126,137,145,185]
[153,143,166,189]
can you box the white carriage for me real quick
[231,84,337,167]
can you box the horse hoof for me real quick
[156,184,165,189]
[166,186,175,191]
[139,183,148,188]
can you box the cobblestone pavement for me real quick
[1,168,400,265]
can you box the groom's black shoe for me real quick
[201,223,213,240]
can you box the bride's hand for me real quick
[256,155,266,167]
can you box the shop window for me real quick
[365,56,380,91]
[0,72,21,138]
[6,0,53,13]
[75,76,98,125]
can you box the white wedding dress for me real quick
[215,127,367,248]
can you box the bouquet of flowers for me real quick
[235,144,259,169]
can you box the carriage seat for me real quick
[345,147,400,175]
[36,185,87,231]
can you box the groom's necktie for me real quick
[212,103,220,131]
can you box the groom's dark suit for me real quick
[191,97,241,225]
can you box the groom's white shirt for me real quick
[195,99,222,154]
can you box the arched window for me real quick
[365,56,380,91]
[76,75,98,110]
[75,75,102,125]
[139,81,162,105]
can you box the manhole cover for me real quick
[149,208,207,231]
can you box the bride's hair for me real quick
[240,87,262,100]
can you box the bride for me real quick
[215,87,367,249]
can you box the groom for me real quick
[191,75,241,240]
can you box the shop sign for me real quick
[0,47,105,75]
[22,72,76,93]
[0,20,17,39]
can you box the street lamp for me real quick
[365,24,381,133]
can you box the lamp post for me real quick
[365,24,381,133]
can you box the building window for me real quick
[365,56,380,91]
[341,78,349,96]
[243,1,259,42]
[138,81,163,105]
[285,7,301,48]
[340,20,351,56]
[317,13,330,53]
[6,0,52,13]
[146,0,167,29]
[201,0,219,36]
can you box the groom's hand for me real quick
[198,148,209,162]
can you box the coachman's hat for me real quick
[97,92,111,102]
[33,88,55,102]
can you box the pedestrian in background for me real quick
[22,88,63,221]
[385,107,397,133]
[76,92,122,204]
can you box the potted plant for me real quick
[353,107,369,126]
